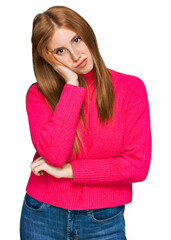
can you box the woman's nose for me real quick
[69,48,81,61]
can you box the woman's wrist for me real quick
[45,163,73,179]
[67,80,79,86]
[45,164,63,179]
[61,163,74,179]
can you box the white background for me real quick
[1,0,170,239]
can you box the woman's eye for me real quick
[74,36,81,43]
[55,37,81,55]
[56,49,64,55]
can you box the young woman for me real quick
[20,5,152,240]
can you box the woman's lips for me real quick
[76,58,88,68]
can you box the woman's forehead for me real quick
[48,27,77,50]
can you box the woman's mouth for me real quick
[76,58,88,68]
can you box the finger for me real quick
[32,170,41,176]
[52,56,63,65]
[34,170,44,176]
[52,65,63,72]
[30,159,45,171]
[30,157,42,167]
[54,60,63,65]
[33,165,45,175]
[31,158,45,166]
[34,156,44,162]
[52,61,63,69]
[30,161,39,170]
[32,168,39,176]
[40,171,44,175]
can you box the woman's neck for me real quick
[81,68,94,85]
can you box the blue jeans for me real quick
[20,192,127,239]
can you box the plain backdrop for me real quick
[1,0,170,239]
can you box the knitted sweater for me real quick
[25,68,152,210]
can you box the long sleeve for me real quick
[26,83,86,167]
[70,78,152,185]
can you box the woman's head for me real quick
[47,27,94,75]
[32,5,100,75]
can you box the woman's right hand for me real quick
[52,62,79,86]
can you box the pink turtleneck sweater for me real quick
[25,68,152,210]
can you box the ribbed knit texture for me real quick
[25,68,152,210]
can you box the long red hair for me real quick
[27,5,116,159]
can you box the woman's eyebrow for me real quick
[52,34,78,52]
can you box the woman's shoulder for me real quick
[26,82,47,104]
[26,82,44,99]
[108,68,147,96]
[27,82,39,94]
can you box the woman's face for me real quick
[47,27,94,74]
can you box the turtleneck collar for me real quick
[81,68,94,85]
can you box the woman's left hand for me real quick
[30,156,73,179]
